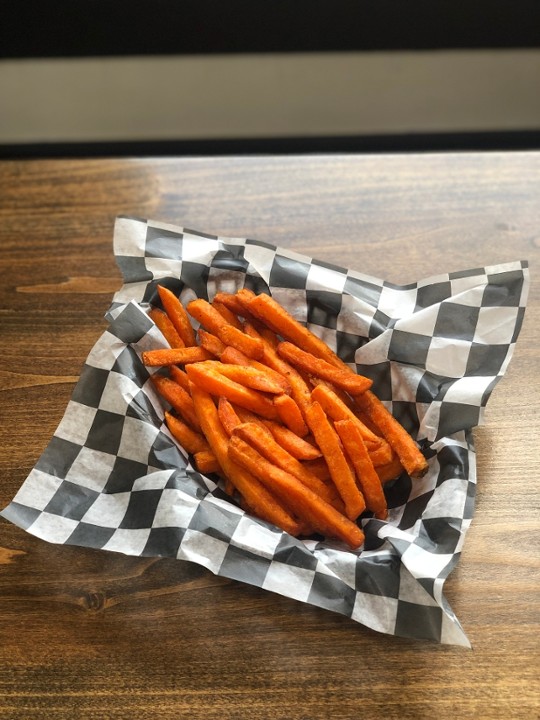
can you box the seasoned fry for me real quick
[273,393,309,437]
[278,342,372,395]
[144,287,428,549]
[197,329,226,358]
[304,401,366,520]
[190,382,301,535]
[165,411,209,454]
[188,298,264,360]
[151,375,201,431]
[217,397,242,436]
[232,422,343,509]
[186,362,279,420]
[228,435,364,549]
[334,419,388,520]
[142,347,212,367]
[149,307,185,348]
[354,391,428,478]
[157,285,197,347]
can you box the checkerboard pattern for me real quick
[1,217,529,646]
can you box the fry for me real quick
[207,360,289,395]
[354,391,429,478]
[169,365,191,393]
[157,285,197,347]
[220,346,292,394]
[193,449,221,475]
[263,421,321,460]
[244,322,312,416]
[190,383,301,535]
[232,422,343,509]
[247,292,344,368]
[278,341,372,395]
[334,419,388,520]
[211,299,243,329]
[217,397,242,436]
[165,411,209,454]
[186,362,279,420]
[310,383,391,462]
[151,375,201,431]
[142,347,212,367]
[304,401,366,520]
[148,307,185,348]
[198,329,226,358]
[376,455,405,484]
[273,393,309,437]
[187,298,264,360]
[228,435,364,550]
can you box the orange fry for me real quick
[211,299,243,329]
[197,329,226,358]
[187,298,264,360]
[157,285,197,347]
[186,362,279,420]
[206,361,289,395]
[169,365,191,393]
[273,393,309,437]
[148,307,185,348]
[278,342,372,395]
[244,322,312,415]
[246,292,345,368]
[212,291,250,319]
[334,419,388,520]
[165,411,209,454]
[263,421,321,460]
[232,422,342,509]
[305,401,366,520]
[151,375,201,431]
[190,383,300,535]
[376,455,405,484]
[142,347,212,367]
[221,346,292,395]
[193,449,221,475]
[355,391,428,478]
[217,397,242,436]
[228,435,364,550]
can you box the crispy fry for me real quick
[205,360,289,395]
[310,383,392,463]
[190,383,301,535]
[246,292,345,368]
[354,391,428,478]
[221,346,292,395]
[165,411,209,454]
[187,298,264,360]
[212,291,250,319]
[217,397,242,436]
[232,422,343,510]
[244,322,312,416]
[228,435,364,550]
[193,449,221,475]
[151,375,201,431]
[231,406,319,460]
[302,457,331,482]
[197,329,226,358]
[157,285,197,347]
[334,419,388,520]
[148,307,185,348]
[376,455,405,484]
[186,362,279,420]
[169,365,191,393]
[278,341,372,395]
[273,393,309,437]
[211,299,243,329]
[142,347,212,367]
[305,401,366,520]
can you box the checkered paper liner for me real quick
[1,217,529,646]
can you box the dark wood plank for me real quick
[0,154,538,720]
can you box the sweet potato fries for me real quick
[142,285,428,550]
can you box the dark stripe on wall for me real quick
[2,131,539,159]
[2,0,540,59]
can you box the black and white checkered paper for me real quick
[1,217,530,646]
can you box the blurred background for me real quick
[1,0,539,157]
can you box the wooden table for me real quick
[0,154,538,720]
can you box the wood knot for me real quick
[83,590,106,611]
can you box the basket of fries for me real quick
[1,217,529,646]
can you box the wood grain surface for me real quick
[0,154,538,720]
